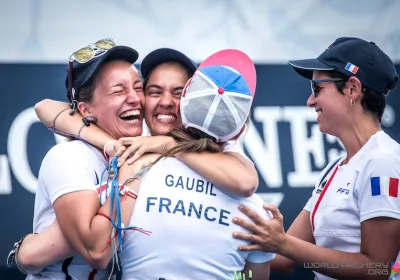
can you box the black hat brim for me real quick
[288,58,334,80]
[66,46,139,99]
[79,45,139,88]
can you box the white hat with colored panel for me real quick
[180,49,256,143]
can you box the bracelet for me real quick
[51,108,70,132]
[122,166,151,186]
[119,185,138,200]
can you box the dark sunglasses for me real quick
[68,38,116,102]
[310,78,345,97]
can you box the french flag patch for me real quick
[345,62,359,74]
[370,177,399,197]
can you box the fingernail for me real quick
[239,205,244,210]
[233,232,237,237]
[232,217,238,223]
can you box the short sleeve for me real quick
[223,141,253,165]
[356,152,400,222]
[303,191,317,212]
[246,249,276,263]
[245,195,276,263]
[39,142,99,204]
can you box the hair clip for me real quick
[69,100,78,115]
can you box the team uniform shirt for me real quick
[223,140,252,163]
[304,131,400,280]
[119,144,274,280]
[27,140,115,280]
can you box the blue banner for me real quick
[1,63,400,279]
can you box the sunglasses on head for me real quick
[68,38,116,104]
[310,78,345,97]
[69,38,116,63]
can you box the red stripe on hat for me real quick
[352,66,359,74]
[389,177,399,197]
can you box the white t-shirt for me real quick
[119,146,275,280]
[304,131,400,280]
[27,140,115,280]
[223,140,252,163]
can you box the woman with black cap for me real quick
[13,46,260,277]
[15,49,273,280]
[34,47,258,198]
[7,39,148,280]
[232,37,400,280]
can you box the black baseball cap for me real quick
[66,45,139,102]
[288,37,399,95]
[140,48,197,81]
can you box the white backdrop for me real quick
[0,0,399,63]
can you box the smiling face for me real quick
[307,71,352,135]
[144,62,191,135]
[78,60,145,139]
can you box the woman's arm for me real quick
[34,99,114,149]
[279,218,399,280]
[35,98,258,197]
[53,157,145,270]
[175,151,257,197]
[270,210,315,274]
[111,136,258,197]
[242,261,270,280]
[234,205,399,280]
[17,221,74,274]
[53,181,137,269]
[17,158,149,273]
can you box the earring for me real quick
[350,99,355,107]
[82,115,97,126]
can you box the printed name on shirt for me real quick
[144,175,231,226]
[165,174,217,196]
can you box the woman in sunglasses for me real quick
[13,46,259,277]
[232,37,400,280]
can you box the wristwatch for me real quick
[7,233,37,274]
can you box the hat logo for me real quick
[345,62,359,74]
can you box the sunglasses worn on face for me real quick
[68,38,116,103]
[310,78,345,97]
